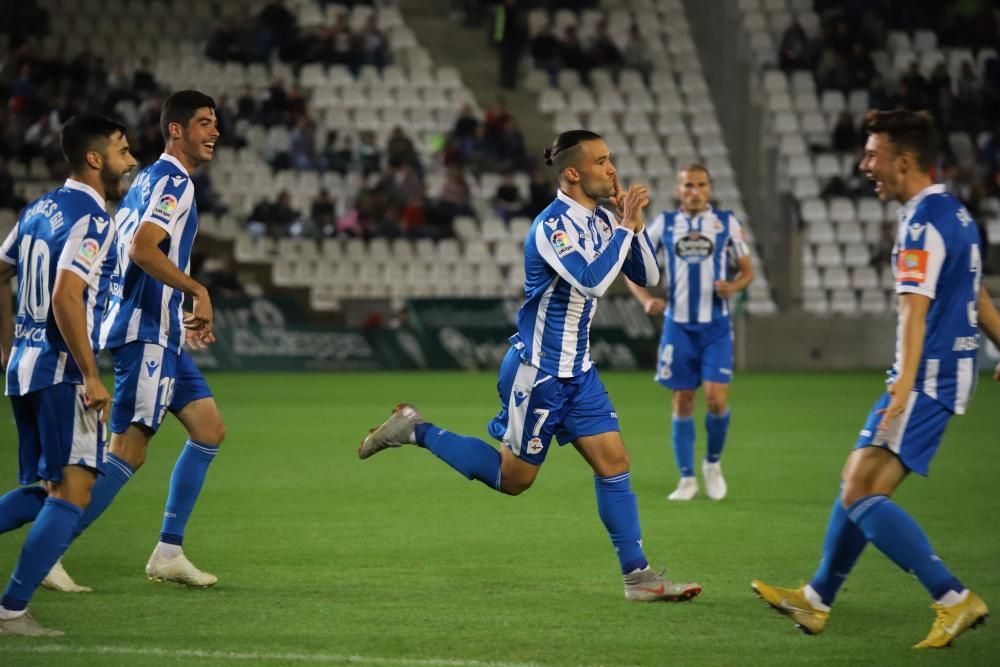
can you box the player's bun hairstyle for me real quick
[60,113,127,171]
[544,129,602,170]
[863,109,937,172]
[160,90,217,141]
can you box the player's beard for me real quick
[102,162,127,201]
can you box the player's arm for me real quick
[978,286,1000,381]
[626,276,665,316]
[621,228,660,288]
[0,262,14,372]
[539,222,633,298]
[716,255,754,299]
[129,221,212,335]
[51,269,110,420]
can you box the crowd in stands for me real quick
[528,20,653,87]
[779,0,1000,220]
[206,3,390,75]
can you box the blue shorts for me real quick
[656,317,734,390]
[854,391,952,476]
[10,383,106,484]
[110,342,213,435]
[486,345,619,465]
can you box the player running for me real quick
[59,90,225,588]
[0,113,136,635]
[627,164,753,501]
[752,110,1000,648]
[359,130,703,602]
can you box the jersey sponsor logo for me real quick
[526,437,544,454]
[897,249,928,283]
[153,194,177,219]
[675,232,714,263]
[14,322,48,342]
[956,207,972,227]
[952,335,979,352]
[550,229,574,257]
[171,175,186,188]
[907,222,926,241]
[75,238,100,268]
[713,219,724,232]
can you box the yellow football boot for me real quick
[914,591,989,649]
[751,579,830,635]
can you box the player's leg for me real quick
[0,486,47,534]
[657,321,700,500]
[700,319,734,499]
[1,384,102,635]
[145,351,223,586]
[841,393,986,648]
[567,369,701,601]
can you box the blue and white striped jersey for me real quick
[890,184,982,414]
[647,207,750,324]
[1,180,117,396]
[100,153,198,353]
[514,190,659,378]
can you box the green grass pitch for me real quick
[0,371,997,666]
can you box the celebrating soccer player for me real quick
[61,90,225,588]
[359,130,703,601]
[0,113,137,635]
[752,110,1000,648]
[627,164,753,501]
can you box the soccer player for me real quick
[0,113,136,635]
[752,110,1000,648]
[359,130,703,602]
[626,164,753,501]
[63,90,225,587]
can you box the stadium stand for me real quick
[735,0,999,315]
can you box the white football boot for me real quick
[41,559,92,592]
[702,460,728,500]
[667,476,699,501]
[146,548,218,587]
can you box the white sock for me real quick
[155,542,183,559]
[936,588,969,607]
[803,585,832,612]
[0,606,27,620]
[409,428,417,443]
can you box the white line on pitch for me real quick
[0,644,605,667]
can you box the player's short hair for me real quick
[863,109,937,172]
[544,129,603,172]
[60,113,127,171]
[677,163,711,182]
[160,90,216,141]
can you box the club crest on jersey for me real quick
[153,194,177,218]
[897,249,928,283]
[675,232,714,263]
[75,238,100,268]
[550,229,574,257]
[597,218,612,238]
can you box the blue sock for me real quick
[671,415,695,477]
[416,422,503,491]
[0,486,47,534]
[73,453,135,539]
[160,439,220,546]
[848,495,963,599]
[705,410,730,463]
[595,473,648,574]
[1,497,83,611]
[809,493,868,606]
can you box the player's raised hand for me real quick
[82,373,111,425]
[609,173,625,220]
[620,184,650,232]
[875,381,908,433]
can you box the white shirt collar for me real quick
[557,189,597,220]
[676,205,713,224]
[159,152,190,176]
[899,183,945,222]
[64,179,106,210]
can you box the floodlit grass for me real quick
[0,371,997,666]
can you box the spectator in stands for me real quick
[622,24,654,86]
[247,190,301,238]
[357,130,382,176]
[493,0,526,90]
[192,168,228,216]
[23,113,61,164]
[261,78,290,127]
[434,165,475,231]
[386,126,420,171]
[846,42,874,89]
[311,188,338,236]
[587,20,623,76]
[325,12,358,73]
[530,23,562,87]
[815,46,849,92]
[0,164,26,211]
[870,222,894,267]
[289,116,319,170]
[526,165,552,215]
[360,15,388,69]
[559,26,588,83]
[200,253,246,299]
[491,116,530,173]
[401,194,430,238]
[322,131,355,174]
[493,172,524,223]
[206,18,248,63]
[831,111,857,152]
[236,84,259,122]
[778,18,810,71]
[9,63,36,116]
[132,57,158,98]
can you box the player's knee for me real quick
[673,391,695,417]
[706,397,727,415]
[194,421,226,446]
[501,476,534,496]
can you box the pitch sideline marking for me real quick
[0,643,602,667]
